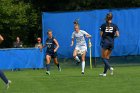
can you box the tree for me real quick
[0,0,40,48]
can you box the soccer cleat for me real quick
[6,80,11,89]
[99,73,107,77]
[46,71,50,75]
[58,67,61,72]
[110,67,114,75]
[81,72,84,75]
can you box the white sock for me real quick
[82,61,85,72]
[75,56,80,62]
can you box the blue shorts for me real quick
[101,39,114,50]
[46,52,57,58]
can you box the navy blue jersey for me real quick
[45,37,56,53]
[100,23,119,41]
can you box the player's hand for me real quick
[86,35,92,38]
[70,43,73,47]
[54,49,57,53]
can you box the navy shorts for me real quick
[46,52,57,58]
[101,39,114,50]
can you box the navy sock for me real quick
[56,63,60,68]
[0,70,8,84]
[103,64,108,74]
[46,64,50,71]
[102,58,110,74]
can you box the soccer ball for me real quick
[77,50,84,55]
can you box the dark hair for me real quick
[73,21,79,25]
[74,21,80,28]
[106,12,113,22]
[106,12,113,29]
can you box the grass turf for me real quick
[0,66,140,93]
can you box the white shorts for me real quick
[75,45,87,52]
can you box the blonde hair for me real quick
[47,29,52,34]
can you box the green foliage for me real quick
[0,0,140,47]
[33,0,140,11]
[0,0,40,48]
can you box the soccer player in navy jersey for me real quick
[40,30,61,75]
[99,13,119,76]
[0,34,11,89]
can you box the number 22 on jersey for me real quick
[105,27,113,33]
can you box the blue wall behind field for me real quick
[0,48,44,69]
[42,8,140,58]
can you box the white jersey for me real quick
[72,30,88,46]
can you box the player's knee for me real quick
[81,57,85,61]
[54,59,58,64]
[73,54,77,58]
[46,58,50,64]
[106,56,110,59]
[82,58,85,61]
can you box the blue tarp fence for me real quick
[1,8,140,69]
[0,48,44,69]
[42,8,140,58]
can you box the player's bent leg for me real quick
[73,49,80,63]
[53,58,61,72]
[81,51,86,74]
[106,50,112,59]
[46,55,51,75]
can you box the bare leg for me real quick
[46,55,51,71]
[54,58,61,71]
[73,49,80,62]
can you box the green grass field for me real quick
[0,66,140,93]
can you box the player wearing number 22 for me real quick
[99,13,119,77]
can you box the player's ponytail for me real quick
[73,19,80,27]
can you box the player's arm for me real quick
[0,35,4,44]
[53,39,59,52]
[71,32,75,46]
[85,33,92,38]
[71,38,74,46]
[82,31,92,38]
[40,44,47,52]
[114,25,120,38]
[100,24,104,37]
[100,31,103,37]
[115,31,119,37]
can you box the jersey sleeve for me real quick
[71,32,75,38]
[115,25,119,32]
[81,30,89,35]
[100,24,105,32]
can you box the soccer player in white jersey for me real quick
[71,23,91,74]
